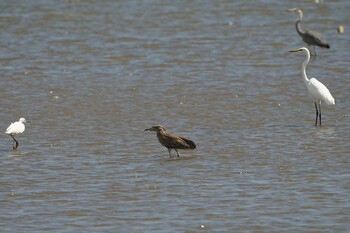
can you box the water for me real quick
[1,0,350,232]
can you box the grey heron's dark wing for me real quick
[303,29,330,48]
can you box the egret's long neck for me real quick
[301,51,310,84]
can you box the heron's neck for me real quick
[298,10,303,21]
[302,53,310,84]
[296,20,304,35]
[295,10,304,35]
[156,130,166,137]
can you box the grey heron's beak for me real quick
[287,8,298,12]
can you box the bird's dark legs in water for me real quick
[314,102,318,126]
[167,148,181,158]
[312,45,317,56]
[167,148,172,158]
[175,149,181,157]
[308,45,317,56]
[314,102,322,126]
[10,135,19,150]
[318,102,322,126]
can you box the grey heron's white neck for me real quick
[295,10,304,35]
[295,20,304,35]
[297,10,303,21]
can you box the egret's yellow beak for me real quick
[288,49,303,53]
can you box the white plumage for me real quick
[308,78,335,105]
[6,118,26,135]
[5,117,27,150]
[289,47,335,125]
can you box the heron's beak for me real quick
[288,49,302,53]
[144,128,151,131]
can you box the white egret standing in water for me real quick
[5,117,27,150]
[289,47,335,126]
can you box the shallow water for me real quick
[1,0,350,232]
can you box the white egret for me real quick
[289,47,335,126]
[5,117,27,150]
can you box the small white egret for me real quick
[289,47,335,126]
[5,118,27,150]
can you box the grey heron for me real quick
[288,8,330,56]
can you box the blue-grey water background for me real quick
[1,0,350,232]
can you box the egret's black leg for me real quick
[314,102,319,126]
[318,103,322,126]
[10,135,19,150]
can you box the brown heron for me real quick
[288,8,330,56]
[144,125,196,158]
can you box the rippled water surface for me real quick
[1,1,350,232]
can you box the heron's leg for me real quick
[313,45,317,56]
[314,102,319,126]
[175,149,181,157]
[167,148,172,158]
[10,135,19,150]
[308,45,316,56]
[318,102,322,126]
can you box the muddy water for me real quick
[1,1,350,232]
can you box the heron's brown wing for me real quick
[178,136,196,149]
[160,132,196,149]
